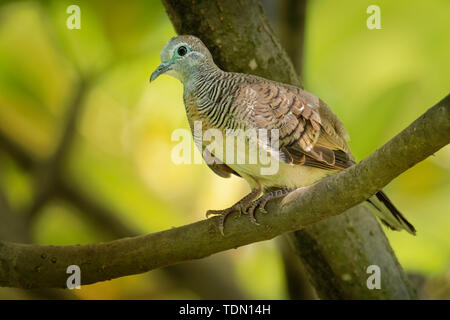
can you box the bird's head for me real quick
[150,35,214,83]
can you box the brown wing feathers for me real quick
[246,82,353,171]
[203,80,353,178]
[203,147,241,178]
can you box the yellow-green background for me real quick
[0,0,448,299]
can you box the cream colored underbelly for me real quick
[202,131,334,191]
[227,160,333,191]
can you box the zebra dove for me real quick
[150,35,416,236]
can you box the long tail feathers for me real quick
[366,191,416,235]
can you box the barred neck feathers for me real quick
[184,65,244,130]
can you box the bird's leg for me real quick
[247,188,292,224]
[206,188,262,235]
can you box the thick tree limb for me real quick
[0,124,248,299]
[280,0,306,75]
[0,89,248,298]
[0,95,448,289]
[162,0,302,87]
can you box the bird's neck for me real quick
[181,62,241,131]
[183,62,223,93]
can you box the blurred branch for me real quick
[0,94,448,290]
[277,236,317,299]
[0,187,30,243]
[25,79,88,223]
[278,0,307,75]
[0,131,34,170]
[0,100,138,241]
[261,0,306,75]
[55,180,139,239]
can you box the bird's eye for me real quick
[177,46,188,56]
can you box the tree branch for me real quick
[0,124,249,299]
[0,94,448,289]
[278,0,307,75]
[0,89,249,298]
[24,79,88,224]
[0,130,34,170]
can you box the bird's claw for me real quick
[205,188,264,235]
[206,205,241,218]
[206,197,273,234]
[245,198,270,225]
[206,205,242,236]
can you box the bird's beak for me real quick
[150,62,170,82]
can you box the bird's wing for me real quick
[203,147,241,178]
[236,81,354,170]
[207,162,240,178]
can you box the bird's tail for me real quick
[366,191,416,235]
